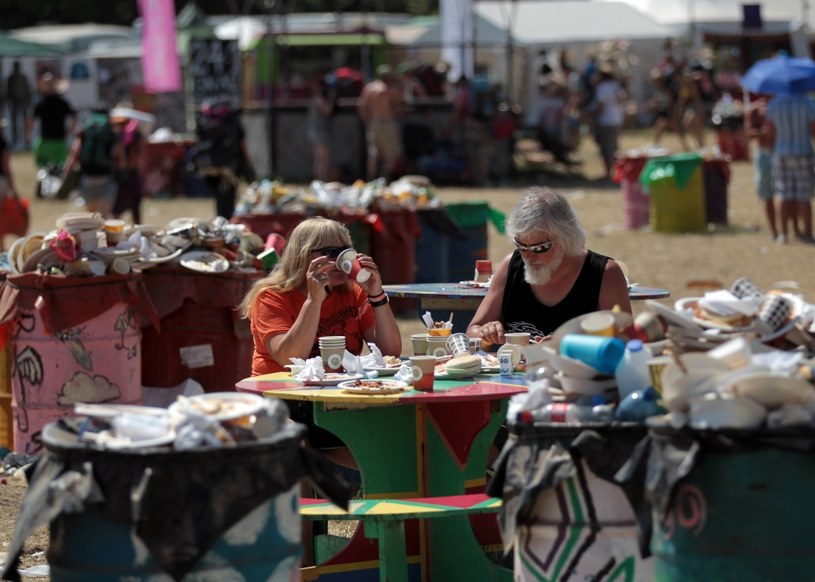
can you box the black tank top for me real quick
[501,249,609,337]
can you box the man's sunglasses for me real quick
[313,245,351,259]
[512,237,554,254]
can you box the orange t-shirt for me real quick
[250,285,376,375]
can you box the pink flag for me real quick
[138,0,182,93]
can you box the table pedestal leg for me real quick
[365,520,409,582]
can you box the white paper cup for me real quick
[504,332,531,346]
[580,312,616,337]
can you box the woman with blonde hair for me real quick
[240,216,401,375]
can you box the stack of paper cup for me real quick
[318,336,346,371]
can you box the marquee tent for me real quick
[474,1,672,111]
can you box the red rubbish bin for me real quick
[368,210,420,313]
[140,266,263,392]
[613,156,652,229]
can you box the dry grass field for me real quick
[2,126,815,576]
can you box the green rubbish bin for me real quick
[640,153,706,233]
[648,427,815,581]
[445,202,505,282]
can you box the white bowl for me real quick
[555,371,617,396]
[542,346,601,379]
[689,394,766,430]
[660,353,730,412]
[726,372,815,408]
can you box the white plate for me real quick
[7,236,26,274]
[74,403,169,420]
[88,432,176,450]
[133,247,186,269]
[363,366,402,376]
[179,251,229,273]
[691,316,755,333]
[646,299,702,331]
[338,379,408,394]
[437,367,480,379]
[301,373,365,386]
[169,393,265,421]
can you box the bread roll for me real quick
[446,354,482,371]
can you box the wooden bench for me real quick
[300,493,503,582]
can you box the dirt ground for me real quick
[3,127,815,577]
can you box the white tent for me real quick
[603,0,810,54]
[475,1,672,111]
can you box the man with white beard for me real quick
[467,187,631,345]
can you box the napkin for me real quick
[292,356,325,380]
[699,289,760,317]
[393,362,414,385]
[342,350,362,375]
[360,343,386,369]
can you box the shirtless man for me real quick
[357,65,404,180]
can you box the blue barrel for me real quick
[415,208,460,283]
[651,436,815,581]
[445,202,505,282]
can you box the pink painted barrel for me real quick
[11,303,142,454]
[622,178,650,230]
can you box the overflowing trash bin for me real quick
[140,266,262,393]
[0,272,156,454]
[1,394,351,581]
[489,422,653,581]
[640,153,707,233]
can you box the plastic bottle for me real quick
[614,339,652,400]
[517,396,614,425]
[615,387,663,422]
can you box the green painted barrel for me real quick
[652,446,815,581]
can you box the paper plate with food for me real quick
[169,392,265,421]
[338,379,409,395]
[301,373,365,386]
[363,355,403,376]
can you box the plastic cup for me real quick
[504,332,531,346]
[104,219,126,244]
[468,337,482,354]
[426,336,449,358]
[427,327,452,337]
[110,258,131,275]
[336,249,371,283]
[474,260,493,282]
[579,312,615,337]
[559,334,625,375]
[411,333,429,356]
[410,356,436,391]
[446,333,470,357]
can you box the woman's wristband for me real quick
[367,291,385,300]
[369,294,389,308]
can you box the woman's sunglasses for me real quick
[313,245,351,259]
[512,237,554,254]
